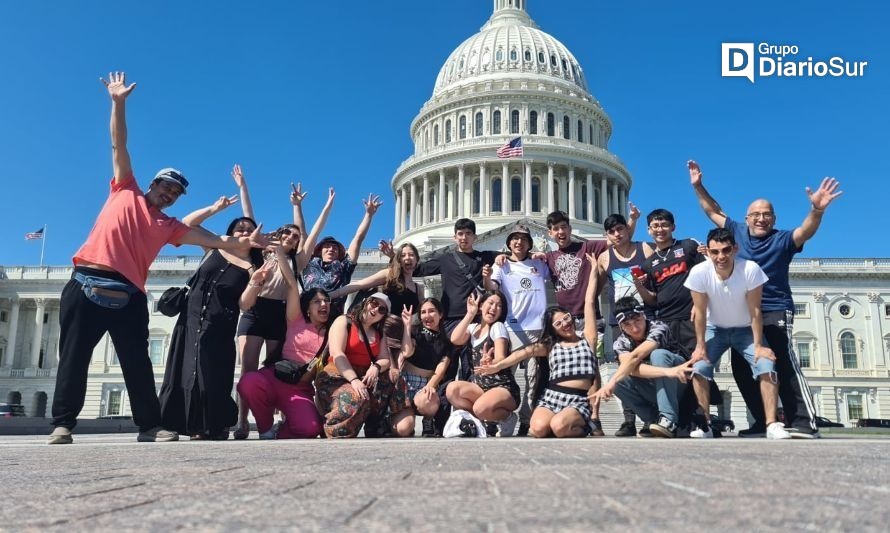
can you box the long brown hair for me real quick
[383,242,419,293]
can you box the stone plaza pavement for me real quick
[0,434,888,532]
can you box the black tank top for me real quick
[384,283,420,316]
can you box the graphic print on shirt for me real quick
[611,267,644,305]
[554,253,582,293]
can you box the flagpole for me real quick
[39,225,46,267]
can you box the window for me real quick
[589,125,594,145]
[107,390,123,416]
[797,342,811,368]
[492,110,501,135]
[794,303,809,317]
[474,112,483,137]
[563,115,571,139]
[149,339,164,366]
[840,332,858,369]
[531,177,541,212]
[511,177,522,212]
[577,120,584,143]
[496,49,503,62]
[847,395,863,421]
[561,59,568,72]
[884,304,890,317]
[434,124,439,146]
[529,111,538,134]
[524,49,531,62]
[581,184,588,220]
[550,54,557,67]
[492,178,502,213]
[510,110,520,134]
[538,51,545,64]
[546,113,555,136]
[43,313,49,324]
[0,310,7,322]
[471,179,480,215]
[510,49,517,61]
[838,303,852,318]
[459,116,467,139]
[445,119,452,143]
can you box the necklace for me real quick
[654,239,677,261]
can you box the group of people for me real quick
[46,72,842,444]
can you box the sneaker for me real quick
[485,421,499,437]
[259,420,281,440]
[638,424,654,438]
[516,422,530,437]
[137,426,179,443]
[497,412,518,437]
[421,416,439,438]
[47,426,73,445]
[649,416,677,438]
[738,423,767,438]
[766,422,792,440]
[588,419,605,437]
[787,426,821,439]
[614,421,637,437]
[690,424,713,439]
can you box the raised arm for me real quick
[450,294,480,346]
[329,269,387,300]
[395,306,416,364]
[101,72,137,183]
[626,201,640,240]
[688,160,728,228]
[299,187,336,270]
[289,182,309,247]
[182,195,239,228]
[240,259,273,312]
[275,246,302,322]
[178,223,269,252]
[792,177,843,248]
[346,194,383,262]
[583,253,600,346]
[231,164,255,220]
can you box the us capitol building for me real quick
[2,1,888,429]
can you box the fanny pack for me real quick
[74,271,140,309]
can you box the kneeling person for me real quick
[590,297,692,438]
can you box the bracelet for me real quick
[371,362,381,371]
[248,282,264,288]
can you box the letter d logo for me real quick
[722,43,755,83]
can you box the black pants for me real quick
[52,271,161,432]
[731,310,817,431]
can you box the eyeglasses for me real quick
[552,314,574,329]
[746,211,775,220]
[367,299,387,311]
[707,245,734,257]
[648,223,672,230]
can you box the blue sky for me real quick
[1,0,886,266]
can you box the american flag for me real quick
[496,136,523,159]
[25,227,44,240]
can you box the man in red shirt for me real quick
[48,72,266,445]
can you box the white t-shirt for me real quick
[684,258,768,328]
[491,257,550,332]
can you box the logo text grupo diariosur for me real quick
[721,43,868,83]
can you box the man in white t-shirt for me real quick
[683,228,791,440]
[485,223,550,434]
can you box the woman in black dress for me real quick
[159,168,262,440]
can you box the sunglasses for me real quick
[707,245,734,256]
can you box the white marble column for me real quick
[547,163,555,213]
[3,298,19,367]
[524,161,532,215]
[611,182,619,218]
[567,166,576,220]
[422,175,429,226]
[501,161,509,213]
[600,175,609,221]
[619,187,627,217]
[479,163,488,216]
[409,180,417,230]
[457,165,465,218]
[438,170,446,222]
[586,170,594,222]
[394,189,402,235]
[31,299,46,368]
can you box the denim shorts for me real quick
[692,325,775,380]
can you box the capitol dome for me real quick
[391,0,633,250]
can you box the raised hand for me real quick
[628,201,640,221]
[401,305,414,326]
[688,160,703,186]
[806,177,843,211]
[378,239,394,258]
[231,164,247,188]
[250,260,274,285]
[290,182,307,206]
[363,194,383,215]
[481,264,492,279]
[100,71,136,101]
[584,252,597,264]
[327,187,336,204]
[212,195,239,213]
[466,292,480,317]
[247,224,273,249]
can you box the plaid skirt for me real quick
[314,363,411,438]
[536,384,592,424]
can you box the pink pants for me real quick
[236,367,322,439]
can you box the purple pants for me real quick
[237,367,322,439]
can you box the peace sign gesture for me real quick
[231,164,247,188]
[212,195,239,213]
[100,71,136,101]
[465,292,480,317]
[290,182,307,206]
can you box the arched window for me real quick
[577,120,584,143]
[538,51,545,64]
[445,119,452,143]
[561,58,568,72]
[474,112,483,136]
[511,177,522,212]
[492,178,502,213]
[531,177,541,212]
[840,332,858,369]
[550,54,557,67]
[524,49,532,62]
[471,178,480,215]
[546,113,555,136]
[510,110,520,134]
[510,49,517,61]
[459,115,467,139]
[496,49,504,62]
[492,110,501,135]
[434,124,439,146]
[529,111,538,134]
[563,115,571,139]
[581,184,588,220]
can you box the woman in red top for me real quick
[315,293,413,438]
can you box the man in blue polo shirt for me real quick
[688,160,842,438]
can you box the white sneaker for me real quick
[766,422,792,440]
[47,426,73,445]
[497,412,518,437]
[690,425,713,439]
[137,426,179,442]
